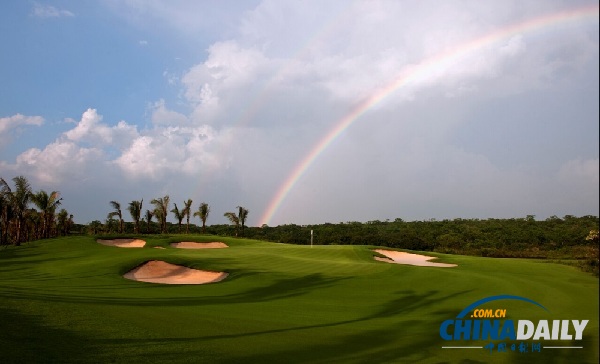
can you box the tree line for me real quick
[3,175,597,275]
[93,209,596,275]
[99,196,249,237]
[0,176,73,246]
[235,215,598,275]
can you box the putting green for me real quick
[0,235,597,363]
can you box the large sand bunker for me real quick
[374,249,457,267]
[123,260,228,284]
[97,239,146,248]
[170,242,228,249]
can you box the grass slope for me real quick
[0,235,597,363]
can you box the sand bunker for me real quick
[374,249,457,267]
[123,260,228,285]
[97,239,146,248]
[170,242,228,249]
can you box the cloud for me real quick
[3,109,133,185]
[180,1,598,128]
[102,0,257,39]
[31,3,74,18]
[558,158,600,185]
[3,1,598,225]
[148,99,188,125]
[182,41,270,107]
[0,114,44,134]
[0,106,242,222]
[114,124,235,180]
[114,1,600,223]
[65,108,138,148]
[13,141,104,184]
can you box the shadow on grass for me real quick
[196,289,471,341]
[0,242,89,272]
[80,290,480,364]
[0,272,350,307]
[0,307,92,363]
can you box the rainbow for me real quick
[191,7,354,200]
[259,4,599,226]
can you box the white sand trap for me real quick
[123,260,228,285]
[374,249,457,267]
[97,238,146,248]
[170,242,228,249]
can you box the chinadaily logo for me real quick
[439,295,589,354]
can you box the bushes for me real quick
[238,216,599,274]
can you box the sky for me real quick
[0,0,598,227]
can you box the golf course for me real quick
[0,235,598,363]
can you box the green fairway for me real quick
[0,236,598,363]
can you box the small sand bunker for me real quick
[97,238,146,248]
[374,249,457,267]
[123,260,228,284]
[170,242,228,249]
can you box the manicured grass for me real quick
[0,235,598,363]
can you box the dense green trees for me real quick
[1,176,32,244]
[4,174,595,275]
[231,216,598,274]
[56,209,73,236]
[0,175,73,245]
[31,190,63,239]
[88,220,102,235]
[92,194,596,274]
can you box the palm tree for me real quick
[107,201,124,234]
[57,209,69,236]
[144,209,154,234]
[238,206,249,237]
[88,220,103,235]
[68,214,74,234]
[0,176,33,245]
[0,192,11,245]
[30,190,62,239]
[25,208,41,241]
[224,212,240,237]
[183,199,193,234]
[105,217,118,233]
[151,195,170,234]
[194,202,210,233]
[128,199,143,234]
[171,203,185,233]
[154,208,164,233]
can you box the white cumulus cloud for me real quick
[65,108,138,148]
[115,124,235,180]
[14,141,104,184]
[0,113,44,134]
